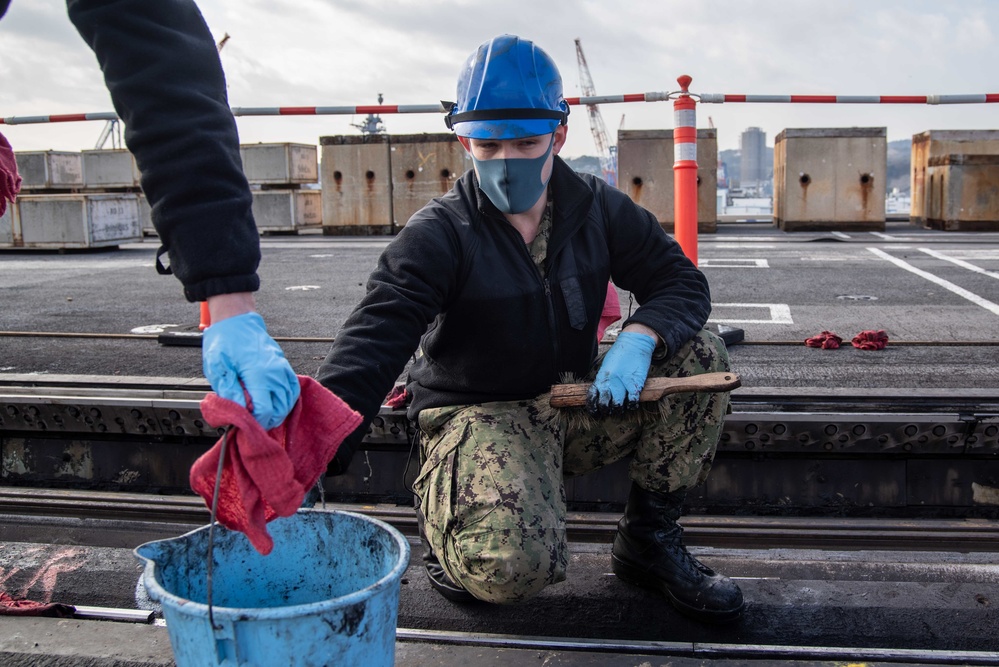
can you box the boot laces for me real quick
[658,525,714,576]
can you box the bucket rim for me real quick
[134,508,411,621]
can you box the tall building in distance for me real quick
[740,126,767,195]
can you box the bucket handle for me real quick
[206,424,231,633]
[201,425,327,643]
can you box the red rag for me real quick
[597,282,622,342]
[0,592,75,618]
[805,331,843,349]
[190,375,363,555]
[383,384,409,409]
[0,132,22,217]
[852,329,889,351]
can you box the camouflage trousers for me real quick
[413,328,731,604]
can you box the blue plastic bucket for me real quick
[135,509,410,667]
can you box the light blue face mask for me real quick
[472,135,555,214]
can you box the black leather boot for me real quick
[612,483,744,623]
[416,503,476,603]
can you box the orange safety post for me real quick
[199,301,211,331]
[672,75,698,266]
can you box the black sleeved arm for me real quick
[316,216,461,474]
[67,0,260,302]
[601,184,711,355]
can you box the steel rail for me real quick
[1,329,998,346]
[1,379,996,522]
[394,628,999,665]
[395,628,999,665]
[29,607,998,663]
[1,378,996,456]
[1,375,996,415]
[3,490,999,552]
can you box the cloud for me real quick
[2,0,997,156]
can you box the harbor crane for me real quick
[573,38,617,186]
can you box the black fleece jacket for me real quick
[57,0,260,301]
[317,157,711,474]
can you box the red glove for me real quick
[852,330,889,350]
[805,331,842,349]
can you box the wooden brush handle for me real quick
[549,372,741,408]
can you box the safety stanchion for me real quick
[199,302,211,331]
[673,76,744,347]
[672,75,698,266]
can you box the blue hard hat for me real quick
[445,35,569,139]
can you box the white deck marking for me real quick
[713,244,777,249]
[0,259,150,270]
[700,259,770,268]
[709,303,793,324]
[918,248,999,279]
[868,247,999,316]
[261,240,391,249]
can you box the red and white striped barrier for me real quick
[698,93,999,104]
[1,111,118,125]
[230,104,442,117]
[7,90,995,125]
[563,93,671,105]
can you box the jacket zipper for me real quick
[506,221,561,378]
[524,243,560,379]
[541,274,559,377]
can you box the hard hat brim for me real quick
[453,117,562,140]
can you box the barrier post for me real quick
[199,302,211,331]
[673,75,698,265]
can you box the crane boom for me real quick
[574,38,616,186]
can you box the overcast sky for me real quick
[2,0,997,158]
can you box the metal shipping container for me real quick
[240,143,318,185]
[773,127,886,232]
[251,189,322,232]
[82,149,141,189]
[3,194,142,248]
[319,135,392,235]
[0,203,12,245]
[14,151,83,190]
[925,154,999,231]
[138,194,154,236]
[616,129,718,233]
[910,130,999,227]
[390,133,468,230]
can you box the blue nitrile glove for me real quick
[202,312,300,430]
[585,331,657,417]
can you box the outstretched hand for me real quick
[585,330,657,417]
[202,311,300,430]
